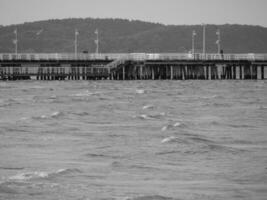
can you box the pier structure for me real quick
[0,53,266,80]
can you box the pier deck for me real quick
[0,53,266,80]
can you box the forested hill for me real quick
[0,18,267,53]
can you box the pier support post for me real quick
[185,66,188,80]
[122,66,125,80]
[239,66,242,80]
[208,65,211,80]
[250,65,253,80]
[204,66,208,80]
[262,66,265,80]
[254,65,258,80]
[233,65,236,79]
[170,66,173,80]
[242,66,245,80]
[140,66,143,80]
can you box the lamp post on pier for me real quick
[216,29,221,54]
[202,23,206,58]
[192,30,197,55]
[95,29,99,54]
[13,28,18,55]
[74,29,79,58]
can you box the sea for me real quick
[0,80,266,200]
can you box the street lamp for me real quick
[36,29,44,53]
[94,29,99,54]
[13,28,18,55]
[202,23,206,57]
[74,29,79,57]
[216,29,221,54]
[192,30,197,55]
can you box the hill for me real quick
[0,18,267,53]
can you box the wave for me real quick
[135,112,166,120]
[48,95,57,99]
[205,143,246,154]
[135,114,151,120]
[127,195,175,200]
[161,121,185,132]
[156,150,181,155]
[0,167,24,170]
[227,124,256,128]
[161,136,179,144]
[136,89,145,94]
[32,115,48,120]
[32,111,63,120]
[51,111,63,118]
[259,106,267,110]
[71,90,101,97]
[85,153,107,158]
[71,111,90,116]
[161,125,169,132]
[0,98,20,107]
[0,184,18,194]
[85,153,122,159]
[149,112,166,119]
[7,168,82,182]
[9,171,49,181]
[55,168,82,175]
[142,104,154,110]
[160,133,245,155]
[173,122,182,127]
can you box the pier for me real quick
[0,53,266,80]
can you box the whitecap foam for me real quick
[142,105,154,110]
[55,168,82,175]
[161,136,177,143]
[8,168,81,181]
[73,93,91,97]
[139,114,150,120]
[173,122,181,127]
[161,126,168,132]
[33,114,48,120]
[51,111,63,118]
[56,169,67,174]
[148,112,165,119]
[161,124,173,132]
[9,171,49,181]
[48,95,57,99]
[19,117,29,121]
[136,89,145,94]
[72,90,101,97]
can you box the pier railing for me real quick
[0,53,267,61]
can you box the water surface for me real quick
[0,80,266,200]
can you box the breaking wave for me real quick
[7,168,82,182]
[32,111,64,120]
[161,122,185,132]
[135,113,166,120]
[160,133,245,155]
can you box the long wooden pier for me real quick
[0,53,266,80]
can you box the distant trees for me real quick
[0,18,267,53]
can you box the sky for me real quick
[0,0,267,27]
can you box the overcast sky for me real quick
[0,0,267,27]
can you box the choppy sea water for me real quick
[0,80,266,200]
